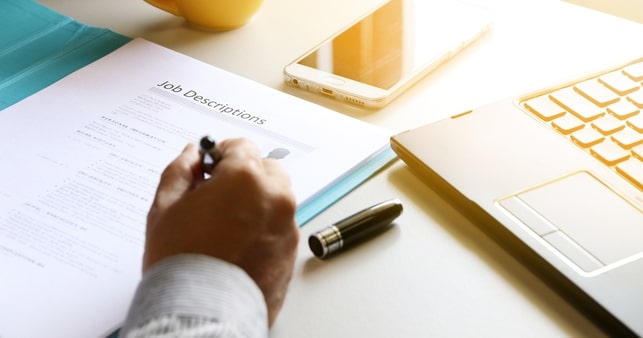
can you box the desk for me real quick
[38,0,643,336]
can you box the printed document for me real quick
[0,38,392,338]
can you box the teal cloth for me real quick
[0,0,131,109]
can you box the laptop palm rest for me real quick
[499,171,643,274]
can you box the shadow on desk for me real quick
[131,15,244,53]
[301,223,402,276]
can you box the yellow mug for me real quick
[145,0,264,30]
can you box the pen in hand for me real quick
[199,135,223,179]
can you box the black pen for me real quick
[199,135,223,178]
[308,198,403,259]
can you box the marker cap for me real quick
[308,199,402,259]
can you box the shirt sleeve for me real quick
[120,254,268,338]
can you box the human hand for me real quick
[144,138,299,326]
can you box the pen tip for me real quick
[200,135,216,151]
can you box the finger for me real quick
[219,138,263,163]
[261,158,293,190]
[210,138,263,178]
[261,158,289,179]
[259,158,298,230]
[219,138,288,180]
[215,139,292,195]
[150,143,201,213]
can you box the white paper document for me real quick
[0,38,392,338]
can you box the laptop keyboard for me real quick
[520,58,643,191]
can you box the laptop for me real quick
[391,57,643,336]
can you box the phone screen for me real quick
[295,0,491,91]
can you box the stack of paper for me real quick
[0,2,395,337]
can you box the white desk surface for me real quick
[38,0,643,336]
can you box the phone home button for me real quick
[323,76,345,85]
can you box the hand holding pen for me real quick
[144,137,299,326]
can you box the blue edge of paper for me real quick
[3,1,397,337]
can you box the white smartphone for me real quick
[283,0,494,108]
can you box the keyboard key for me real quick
[612,128,643,149]
[623,61,643,81]
[628,90,643,108]
[616,158,643,190]
[591,141,630,165]
[607,100,639,119]
[592,114,625,135]
[520,58,643,192]
[552,114,584,134]
[599,70,640,95]
[633,144,643,160]
[550,87,603,122]
[571,128,604,147]
[574,79,620,107]
[524,95,566,121]
[627,114,643,133]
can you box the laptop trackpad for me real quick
[499,171,643,273]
